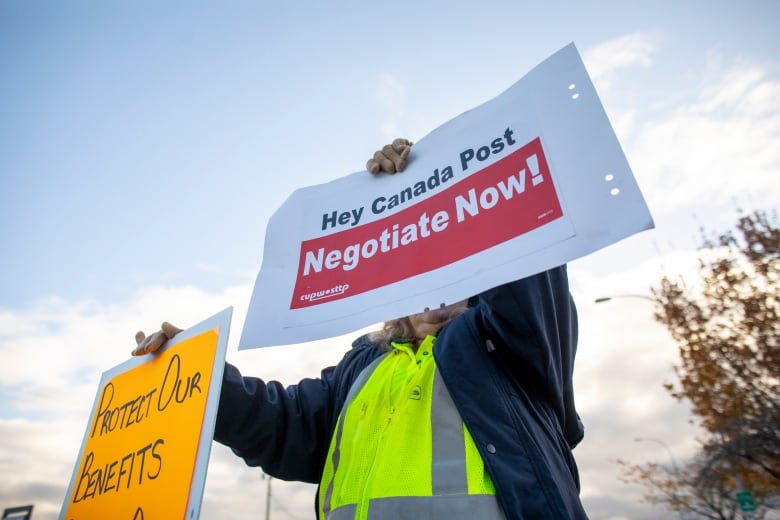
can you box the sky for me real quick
[1,1,778,518]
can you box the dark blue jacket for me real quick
[214,265,587,519]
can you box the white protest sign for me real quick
[240,42,653,349]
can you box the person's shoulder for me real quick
[330,333,387,385]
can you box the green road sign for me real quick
[737,491,756,512]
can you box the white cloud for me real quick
[618,59,780,229]
[583,32,660,91]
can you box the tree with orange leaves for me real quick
[620,209,779,519]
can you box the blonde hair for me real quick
[367,316,416,350]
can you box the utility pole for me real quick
[262,473,272,520]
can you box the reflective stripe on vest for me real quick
[319,340,504,519]
[320,353,389,515]
[326,495,503,520]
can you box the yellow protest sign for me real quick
[61,308,231,520]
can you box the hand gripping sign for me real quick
[61,308,231,520]
[240,42,654,349]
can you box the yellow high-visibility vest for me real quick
[318,336,504,519]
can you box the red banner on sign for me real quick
[290,137,562,309]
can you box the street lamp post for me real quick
[634,437,686,519]
[635,437,681,474]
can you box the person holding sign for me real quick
[134,139,587,519]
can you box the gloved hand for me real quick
[366,138,413,174]
[132,321,182,356]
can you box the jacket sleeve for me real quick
[474,264,582,447]
[212,337,383,483]
[212,361,339,483]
